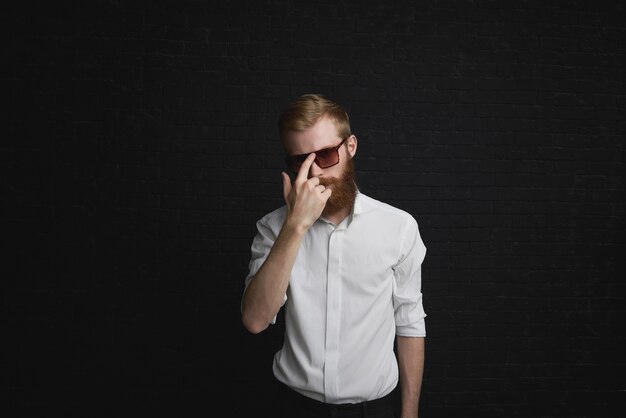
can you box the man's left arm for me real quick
[393,216,427,418]
[397,335,425,418]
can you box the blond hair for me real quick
[278,94,351,145]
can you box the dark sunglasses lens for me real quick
[315,149,338,168]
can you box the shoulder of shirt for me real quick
[258,205,288,227]
[356,192,417,223]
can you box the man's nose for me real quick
[309,161,324,177]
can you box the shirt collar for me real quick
[319,190,373,228]
[353,190,380,216]
[352,190,364,217]
[347,190,371,226]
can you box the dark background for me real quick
[3,1,625,417]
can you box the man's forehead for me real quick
[283,117,341,153]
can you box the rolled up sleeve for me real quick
[242,213,287,325]
[244,218,275,290]
[392,216,427,337]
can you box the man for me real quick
[241,94,427,417]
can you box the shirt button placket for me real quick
[324,227,343,402]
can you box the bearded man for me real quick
[241,94,428,418]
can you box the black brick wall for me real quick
[4,1,624,417]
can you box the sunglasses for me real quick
[284,136,350,173]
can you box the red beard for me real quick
[318,157,358,218]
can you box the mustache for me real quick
[318,176,341,187]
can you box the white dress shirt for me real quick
[244,192,427,404]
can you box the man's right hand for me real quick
[282,153,332,230]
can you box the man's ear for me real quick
[348,135,357,158]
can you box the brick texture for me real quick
[3,1,624,417]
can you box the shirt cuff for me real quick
[396,317,426,337]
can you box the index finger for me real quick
[296,153,316,182]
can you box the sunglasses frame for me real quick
[284,136,350,173]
